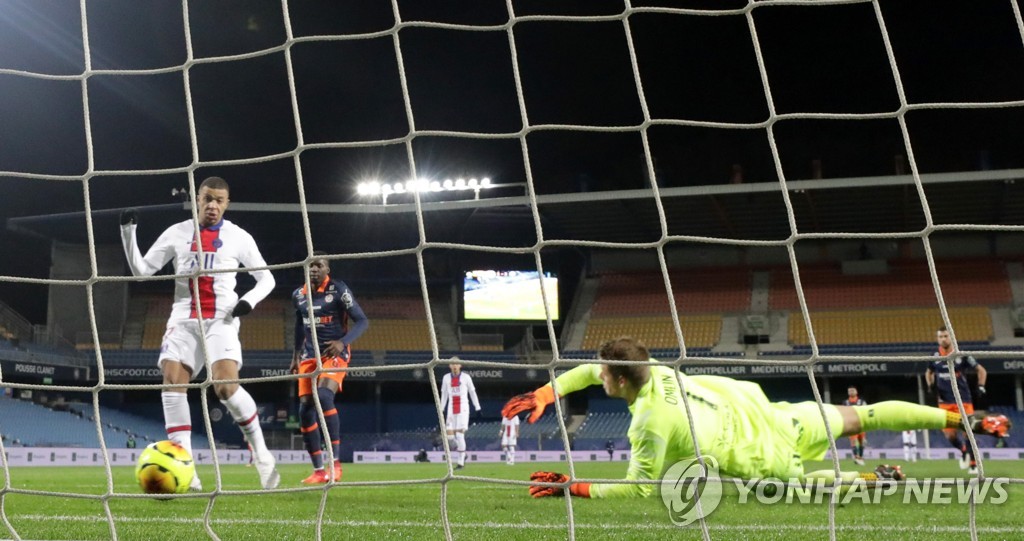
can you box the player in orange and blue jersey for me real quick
[291,252,369,484]
[926,325,992,474]
[843,386,867,465]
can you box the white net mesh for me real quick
[1,1,1023,540]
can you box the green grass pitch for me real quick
[1,459,1022,540]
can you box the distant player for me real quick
[843,386,867,465]
[440,362,481,469]
[902,430,918,462]
[292,252,369,484]
[501,415,520,465]
[926,325,991,474]
[120,176,279,491]
[503,336,1011,498]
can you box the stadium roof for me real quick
[9,168,1024,252]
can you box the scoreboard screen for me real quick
[462,270,559,321]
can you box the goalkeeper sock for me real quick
[299,401,324,469]
[317,387,341,462]
[162,391,193,457]
[222,387,269,456]
[455,432,466,466]
[853,401,952,432]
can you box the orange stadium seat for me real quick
[593,268,751,317]
[357,319,433,351]
[583,316,721,350]
[788,306,993,346]
[770,259,1011,311]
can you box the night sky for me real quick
[1,0,1023,322]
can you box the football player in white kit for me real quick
[902,430,919,462]
[500,415,520,465]
[120,176,279,491]
[440,362,480,469]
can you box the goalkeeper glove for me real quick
[528,471,591,498]
[502,385,556,423]
[977,385,986,396]
[231,300,252,318]
[120,208,138,226]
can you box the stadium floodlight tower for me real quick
[356,176,493,205]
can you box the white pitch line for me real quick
[4,514,1022,534]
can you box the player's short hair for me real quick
[937,325,948,333]
[599,336,650,389]
[198,176,230,193]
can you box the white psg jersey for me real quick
[440,372,480,418]
[501,416,519,440]
[121,219,275,321]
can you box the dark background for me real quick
[2,0,1024,323]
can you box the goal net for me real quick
[1,0,1023,540]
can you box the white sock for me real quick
[455,432,466,465]
[508,446,515,465]
[162,391,193,457]
[221,387,268,454]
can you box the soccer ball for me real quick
[135,440,195,494]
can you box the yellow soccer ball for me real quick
[135,440,195,494]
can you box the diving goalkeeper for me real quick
[503,336,1011,499]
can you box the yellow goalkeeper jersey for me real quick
[550,363,803,498]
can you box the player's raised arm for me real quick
[119,211,176,277]
[502,364,602,423]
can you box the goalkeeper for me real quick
[504,336,1011,499]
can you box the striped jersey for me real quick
[501,415,520,439]
[120,219,275,321]
[440,372,480,417]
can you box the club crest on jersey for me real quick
[212,238,223,248]
[325,294,334,303]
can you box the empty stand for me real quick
[583,268,745,350]
[582,316,721,350]
[789,306,993,345]
[770,259,1012,311]
[592,268,751,316]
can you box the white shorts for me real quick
[446,413,469,432]
[159,318,242,379]
[501,437,517,447]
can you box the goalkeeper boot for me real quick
[974,414,1011,438]
[331,460,343,482]
[255,451,281,490]
[874,464,905,481]
[301,469,329,485]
